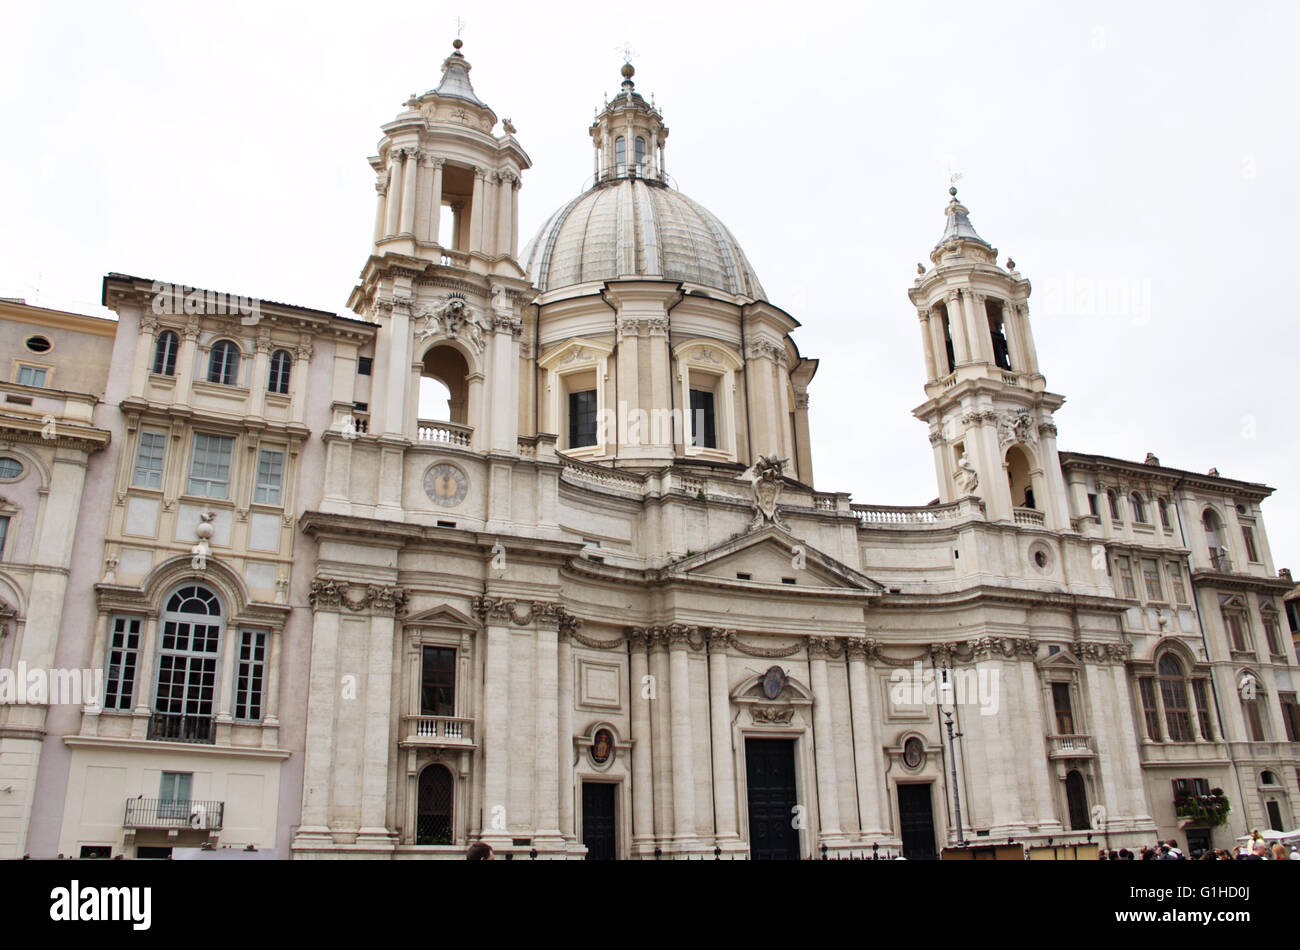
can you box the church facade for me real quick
[2,42,1297,860]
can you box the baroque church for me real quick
[0,40,1296,860]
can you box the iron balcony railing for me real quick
[148,712,216,744]
[124,798,225,831]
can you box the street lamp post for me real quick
[940,663,966,848]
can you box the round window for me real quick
[24,335,51,353]
[0,457,23,480]
[1034,550,1048,568]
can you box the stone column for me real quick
[290,339,312,424]
[372,176,387,242]
[917,308,937,381]
[628,629,655,853]
[428,158,444,245]
[1015,302,1041,375]
[846,638,886,838]
[668,626,696,850]
[496,172,513,256]
[808,637,843,843]
[358,610,397,846]
[131,616,160,739]
[557,620,576,843]
[133,313,159,398]
[970,639,1026,838]
[249,330,271,418]
[944,292,970,365]
[964,291,993,365]
[215,624,239,725]
[706,629,740,846]
[175,317,200,408]
[478,605,512,846]
[510,175,521,259]
[488,313,519,453]
[469,167,487,255]
[649,629,674,843]
[534,609,562,845]
[1016,642,1061,833]
[616,319,640,448]
[384,150,403,238]
[1108,650,1154,827]
[264,630,282,728]
[296,605,340,841]
[399,149,419,236]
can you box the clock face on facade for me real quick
[424,463,468,508]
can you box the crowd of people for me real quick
[1100,832,1298,860]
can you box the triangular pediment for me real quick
[402,604,478,629]
[669,526,884,592]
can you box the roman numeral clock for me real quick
[424,463,468,507]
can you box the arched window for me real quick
[635,136,646,169]
[207,341,240,385]
[1129,492,1146,523]
[153,330,179,376]
[416,764,453,845]
[1107,490,1121,522]
[1065,770,1090,831]
[1157,497,1171,530]
[615,136,626,171]
[1158,654,1193,742]
[268,349,292,395]
[1203,508,1228,570]
[151,584,223,743]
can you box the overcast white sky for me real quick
[3,1,1298,571]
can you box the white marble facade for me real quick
[7,41,1297,860]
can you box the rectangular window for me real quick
[1051,682,1075,734]
[1244,698,1267,742]
[1192,679,1214,740]
[1242,525,1260,562]
[132,430,167,489]
[1141,558,1163,601]
[1115,556,1137,599]
[1167,562,1188,604]
[1108,492,1121,522]
[357,357,372,376]
[16,365,47,387]
[0,515,8,561]
[104,616,142,711]
[1224,609,1250,653]
[187,433,235,499]
[1279,692,1300,743]
[1138,677,1161,741]
[1158,498,1172,530]
[568,389,597,448]
[254,448,285,505]
[158,772,192,819]
[1263,615,1283,656]
[234,630,267,722]
[1087,493,1099,517]
[1172,777,1212,799]
[689,389,718,449]
[420,646,456,717]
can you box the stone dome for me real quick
[524,178,766,299]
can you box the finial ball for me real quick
[621,63,635,79]
[452,38,463,50]
[949,185,958,197]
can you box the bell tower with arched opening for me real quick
[909,188,1070,529]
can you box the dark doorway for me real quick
[582,782,617,860]
[1266,800,1284,831]
[745,737,800,860]
[1065,770,1090,831]
[417,765,453,845]
[897,784,937,860]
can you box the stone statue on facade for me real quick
[744,453,791,531]
[954,453,979,495]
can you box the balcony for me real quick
[416,420,473,448]
[148,712,215,744]
[399,716,476,749]
[1047,734,1095,758]
[852,498,978,528]
[1013,507,1045,528]
[124,798,225,831]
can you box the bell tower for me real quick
[909,188,1071,530]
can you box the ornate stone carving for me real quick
[309,577,407,615]
[844,637,882,662]
[416,293,487,352]
[751,706,795,725]
[706,628,735,653]
[996,409,1038,450]
[730,637,803,659]
[472,596,579,630]
[744,453,791,532]
[807,636,841,659]
[954,452,979,494]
